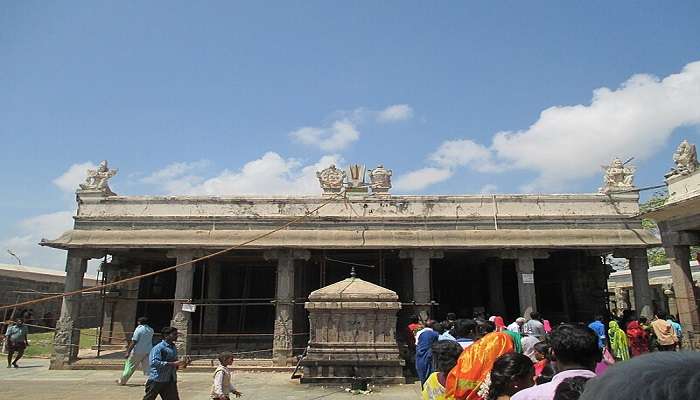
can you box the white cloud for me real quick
[429,139,502,172]
[291,103,413,151]
[398,60,700,192]
[1,211,73,269]
[479,184,499,194]
[145,152,342,196]
[141,160,210,194]
[377,104,413,123]
[392,139,502,193]
[52,162,97,193]
[491,60,700,190]
[141,160,209,183]
[393,167,453,192]
[291,119,360,152]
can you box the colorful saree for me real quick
[444,332,516,400]
[625,321,648,357]
[608,321,630,361]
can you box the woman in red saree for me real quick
[626,320,649,357]
[444,331,516,400]
[489,316,506,332]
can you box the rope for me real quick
[0,191,346,313]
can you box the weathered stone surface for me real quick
[599,158,636,193]
[368,165,392,195]
[666,139,699,179]
[50,250,88,370]
[78,160,117,196]
[265,249,310,366]
[303,278,404,384]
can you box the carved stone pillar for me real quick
[627,250,654,319]
[203,260,221,334]
[169,250,197,355]
[399,249,443,322]
[665,245,700,332]
[486,258,505,316]
[50,250,89,369]
[499,250,548,319]
[613,287,628,312]
[108,258,141,344]
[663,285,679,319]
[515,255,537,319]
[264,249,310,366]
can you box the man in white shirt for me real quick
[117,316,154,385]
[211,352,242,399]
[512,324,600,400]
[507,317,526,334]
[524,312,546,339]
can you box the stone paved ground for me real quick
[0,358,421,400]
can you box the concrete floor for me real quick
[0,358,421,400]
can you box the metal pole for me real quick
[198,260,206,347]
[96,266,106,357]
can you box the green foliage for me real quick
[23,328,97,358]
[640,190,669,266]
[640,190,668,231]
[639,190,669,213]
[647,247,668,266]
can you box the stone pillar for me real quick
[613,287,629,312]
[399,249,443,322]
[486,258,505,316]
[665,245,700,332]
[515,255,537,318]
[628,250,654,319]
[50,250,89,369]
[663,285,679,319]
[169,250,197,355]
[202,260,221,334]
[264,249,310,366]
[109,259,141,344]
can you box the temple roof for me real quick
[40,227,660,250]
[308,277,399,302]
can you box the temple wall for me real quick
[75,193,641,220]
[0,269,101,331]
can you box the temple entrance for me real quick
[136,263,176,334]
[431,252,520,322]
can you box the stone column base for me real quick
[273,349,292,366]
[49,319,80,370]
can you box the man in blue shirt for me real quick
[588,315,606,349]
[143,326,190,400]
[5,318,29,368]
[117,316,154,385]
[667,316,683,348]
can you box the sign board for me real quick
[522,273,535,284]
[181,303,197,313]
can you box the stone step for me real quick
[69,358,292,373]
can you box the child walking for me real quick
[211,352,242,399]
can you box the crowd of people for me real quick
[411,311,700,400]
[2,309,698,399]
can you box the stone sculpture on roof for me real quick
[666,139,698,178]
[79,160,117,195]
[599,158,635,193]
[369,164,392,195]
[316,164,346,195]
[347,164,366,188]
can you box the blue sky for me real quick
[1,1,699,270]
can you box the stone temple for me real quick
[43,159,662,369]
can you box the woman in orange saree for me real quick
[444,332,516,400]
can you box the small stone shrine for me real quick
[301,275,404,384]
